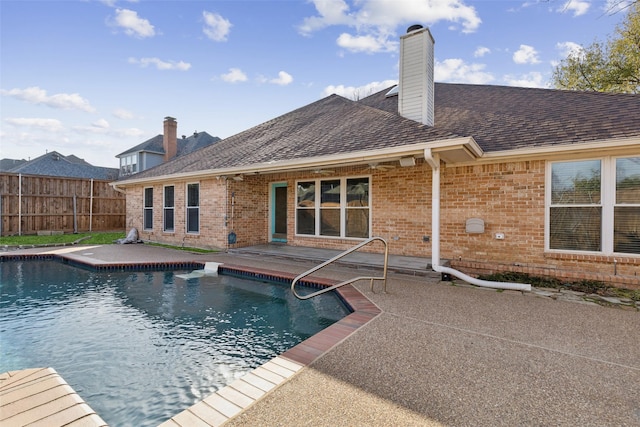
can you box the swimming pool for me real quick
[0,260,350,426]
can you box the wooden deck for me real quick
[0,367,107,427]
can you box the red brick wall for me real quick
[440,160,546,264]
[123,159,639,289]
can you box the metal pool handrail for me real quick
[291,237,389,300]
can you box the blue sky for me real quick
[0,0,631,167]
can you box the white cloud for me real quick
[474,46,491,58]
[302,0,481,34]
[92,118,110,129]
[337,33,398,54]
[513,44,541,64]
[203,11,232,41]
[220,68,248,83]
[113,108,134,120]
[4,117,64,132]
[556,41,584,59]
[1,87,96,112]
[503,71,547,88]
[559,0,590,16]
[299,0,481,54]
[115,127,145,138]
[435,58,494,84]
[322,79,397,99]
[112,8,155,38]
[128,57,191,71]
[298,0,352,34]
[270,71,294,86]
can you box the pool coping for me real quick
[1,254,382,427]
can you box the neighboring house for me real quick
[113,26,640,288]
[0,158,27,172]
[5,151,119,180]
[115,117,220,178]
[1,151,125,235]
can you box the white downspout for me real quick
[425,149,530,292]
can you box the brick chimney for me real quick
[163,116,177,162]
[398,25,435,126]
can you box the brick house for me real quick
[115,117,220,178]
[113,26,640,289]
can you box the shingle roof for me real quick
[116,132,220,157]
[360,83,640,152]
[117,135,164,157]
[0,158,27,171]
[124,84,639,181]
[7,151,119,180]
[127,95,461,180]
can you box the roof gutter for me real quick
[424,148,531,292]
[111,137,479,187]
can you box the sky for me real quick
[0,0,633,168]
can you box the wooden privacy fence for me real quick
[0,173,125,236]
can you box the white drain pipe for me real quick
[425,149,530,292]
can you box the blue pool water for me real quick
[0,260,349,426]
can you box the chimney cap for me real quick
[164,116,176,121]
[407,24,423,33]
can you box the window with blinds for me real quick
[186,183,199,234]
[143,187,153,230]
[163,185,174,232]
[614,157,640,254]
[548,156,639,254]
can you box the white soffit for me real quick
[428,137,483,164]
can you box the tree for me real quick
[552,3,640,93]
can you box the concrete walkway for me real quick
[2,244,639,426]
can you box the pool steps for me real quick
[175,262,222,280]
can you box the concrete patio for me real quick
[1,243,639,426]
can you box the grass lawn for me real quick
[0,231,125,246]
[0,231,217,253]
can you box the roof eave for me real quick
[111,137,477,188]
[457,136,640,165]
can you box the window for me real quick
[120,154,138,175]
[296,177,370,238]
[163,185,174,232]
[186,183,199,233]
[548,156,639,254]
[615,157,640,254]
[143,187,153,230]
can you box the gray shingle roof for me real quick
[0,158,27,171]
[124,84,640,181]
[117,135,164,157]
[360,83,640,152]
[116,132,220,157]
[127,95,460,180]
[7,151,119,180]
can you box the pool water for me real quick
[0,260,349,426]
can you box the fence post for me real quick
[89,178,94,232]
[73,193,77,234]
[18,173,22,236]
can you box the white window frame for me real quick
[186,182,200,234]
[120,154,138,175]
[163,185,175,233]
[545,155,640,255]
[143,187,153,231]
[295,175,371,239]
